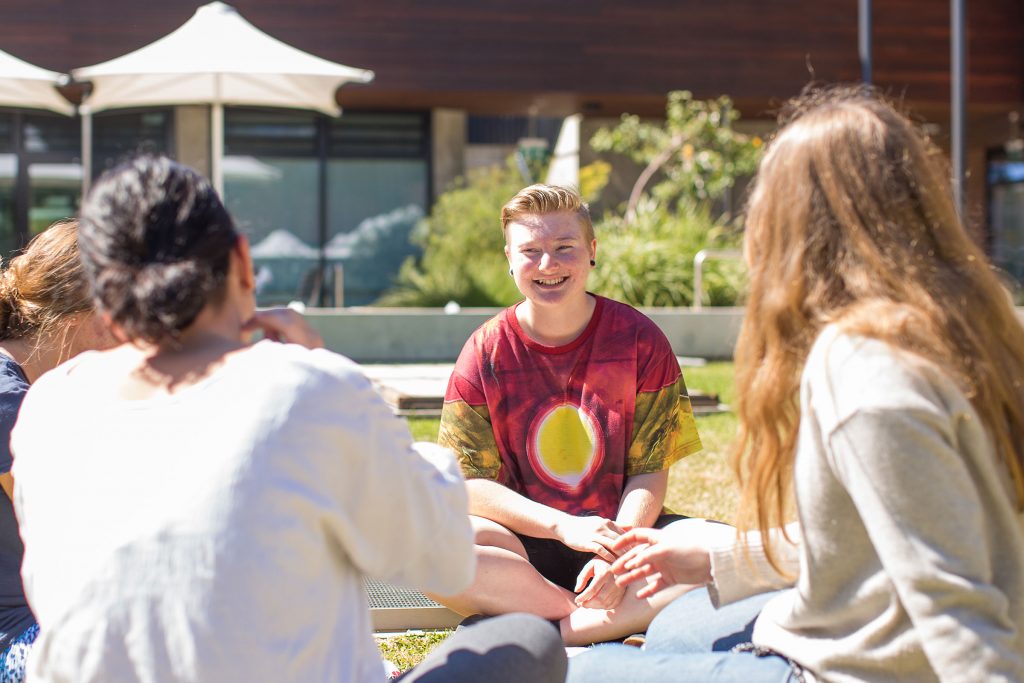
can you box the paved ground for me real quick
[360,364,455,416]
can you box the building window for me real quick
[988,155,1024,285]
[467,115,563,148]
[224,108,429,307]
[0,113,15,255]
[93,109,174,177]
[0,108,173,259]
[0,111,82,250]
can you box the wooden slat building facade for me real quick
[0,0,1020,301]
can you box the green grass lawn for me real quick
[377,630,453,672]
[384,362,739,669]
[666,361,739,523]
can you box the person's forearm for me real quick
[707,522,800,606]
[466,478,571,539]
[616,470,668,528]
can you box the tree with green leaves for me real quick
[590,90,762,224]
[586,91,762,306]
[379,91,762,308]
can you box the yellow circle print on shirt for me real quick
[527,401,604,492]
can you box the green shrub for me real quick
[590,200,745,307]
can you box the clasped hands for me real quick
[556,515,712,608]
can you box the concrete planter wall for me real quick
[305,306,1024,363]
[304,306,746,363]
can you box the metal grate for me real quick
[364,578,463,631]
[365,578,443,609]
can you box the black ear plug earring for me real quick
[590,259,596,267]
[509,268,514,275]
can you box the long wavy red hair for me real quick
[734,86,1024,569]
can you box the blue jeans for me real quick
[567,588,801,683]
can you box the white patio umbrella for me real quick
[0,48,73,115]
[71,1,373,194]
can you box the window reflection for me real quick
[225,156,319,305]
[990,160,1024,283]
[22,114,80,156]
[327,160,427,306]
[28,162,82,236]
[0,153,15,256]
[22,113,82,246]
[93,110,173,177]
[224,108,429,307]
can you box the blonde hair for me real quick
[0,219,92,342]
[501,184,594,242]
[734,85,1024,569]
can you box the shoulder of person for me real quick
[0,354,28,394]
[600,298,675,363]
[479,306,516,342]
[456,306,520,363]
[804,325,968,424]
[246,340,374,392]
[601,297,663,334]
[21,351,82,400]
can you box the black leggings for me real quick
[397,613,566,683]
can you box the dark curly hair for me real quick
[78,156,239,344]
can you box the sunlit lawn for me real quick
[385,362,739,669]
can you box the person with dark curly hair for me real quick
[10,157,566,683]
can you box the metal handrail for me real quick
[692,249,742,311]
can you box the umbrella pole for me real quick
[80,105,92,195]
[211,101,224,197]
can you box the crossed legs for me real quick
[429,516,706,646]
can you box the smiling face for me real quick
[504,211,597,311]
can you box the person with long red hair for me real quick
[567,86,1024,682]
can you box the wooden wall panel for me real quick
[0,0,1017,115]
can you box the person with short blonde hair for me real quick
[433,183,713,646]
[567,86,1024,682]
[500,184,595,243]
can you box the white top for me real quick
[12,341,474,683]
[709,326,1024,683]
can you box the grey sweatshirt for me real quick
[709,326,1024,683]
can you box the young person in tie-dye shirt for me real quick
[432,185,723,646]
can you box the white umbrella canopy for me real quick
[0,48,73,115]
[72,1,374,193]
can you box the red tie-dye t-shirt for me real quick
[438,296,702,520]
